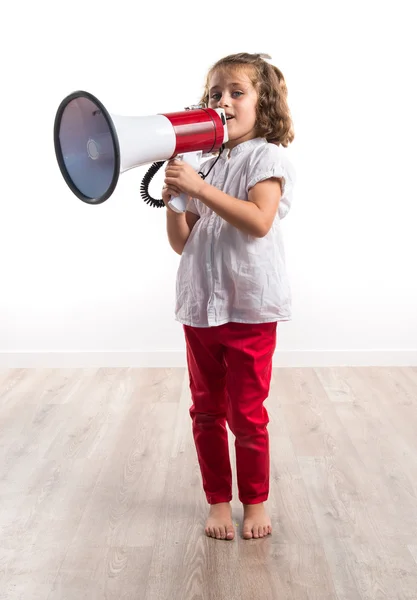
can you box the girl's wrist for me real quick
[195,181,210,201]
[166,205,186,217]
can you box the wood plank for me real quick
[1,367,417,599]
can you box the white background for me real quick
[1,0,416,366]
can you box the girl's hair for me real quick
[199,52,294,147]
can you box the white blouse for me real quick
[174,137,296,328]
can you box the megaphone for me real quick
[53,90,228,212]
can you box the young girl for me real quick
[162,52,295,541]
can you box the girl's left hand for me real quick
[164,160,205,198]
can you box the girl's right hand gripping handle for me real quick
[167,150,203,214]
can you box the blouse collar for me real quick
[220,137,266,160]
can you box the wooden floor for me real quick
[1,367,417,599]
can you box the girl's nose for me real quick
[219,95,230,108]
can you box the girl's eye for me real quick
[210,91,243,101]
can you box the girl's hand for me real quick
[164,160,205,198]
[161,184,177,207]
[161,184,191,212]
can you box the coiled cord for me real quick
[140,161,165,208]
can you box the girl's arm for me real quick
[196,178,282,238]
[162,183,199,255]
[166,209,199,255]
[164,160,281,238]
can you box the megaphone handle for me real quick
[167,150,203,213]
[168,192,189,213]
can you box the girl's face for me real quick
[208,68,259,150]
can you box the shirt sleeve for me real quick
[246,143,296,219]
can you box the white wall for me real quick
[1,0,416,367]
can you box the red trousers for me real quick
[183,321,277,505]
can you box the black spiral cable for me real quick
[140,161,165,208]
[140,144,225,208]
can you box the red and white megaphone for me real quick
[53,91,228,212]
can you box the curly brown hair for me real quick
[199,52,294,148]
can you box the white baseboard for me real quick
[0,350,416,368]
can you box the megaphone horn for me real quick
[53,91,228,210]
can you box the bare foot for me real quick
[205,502,235,540]
[242,503,272,539]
